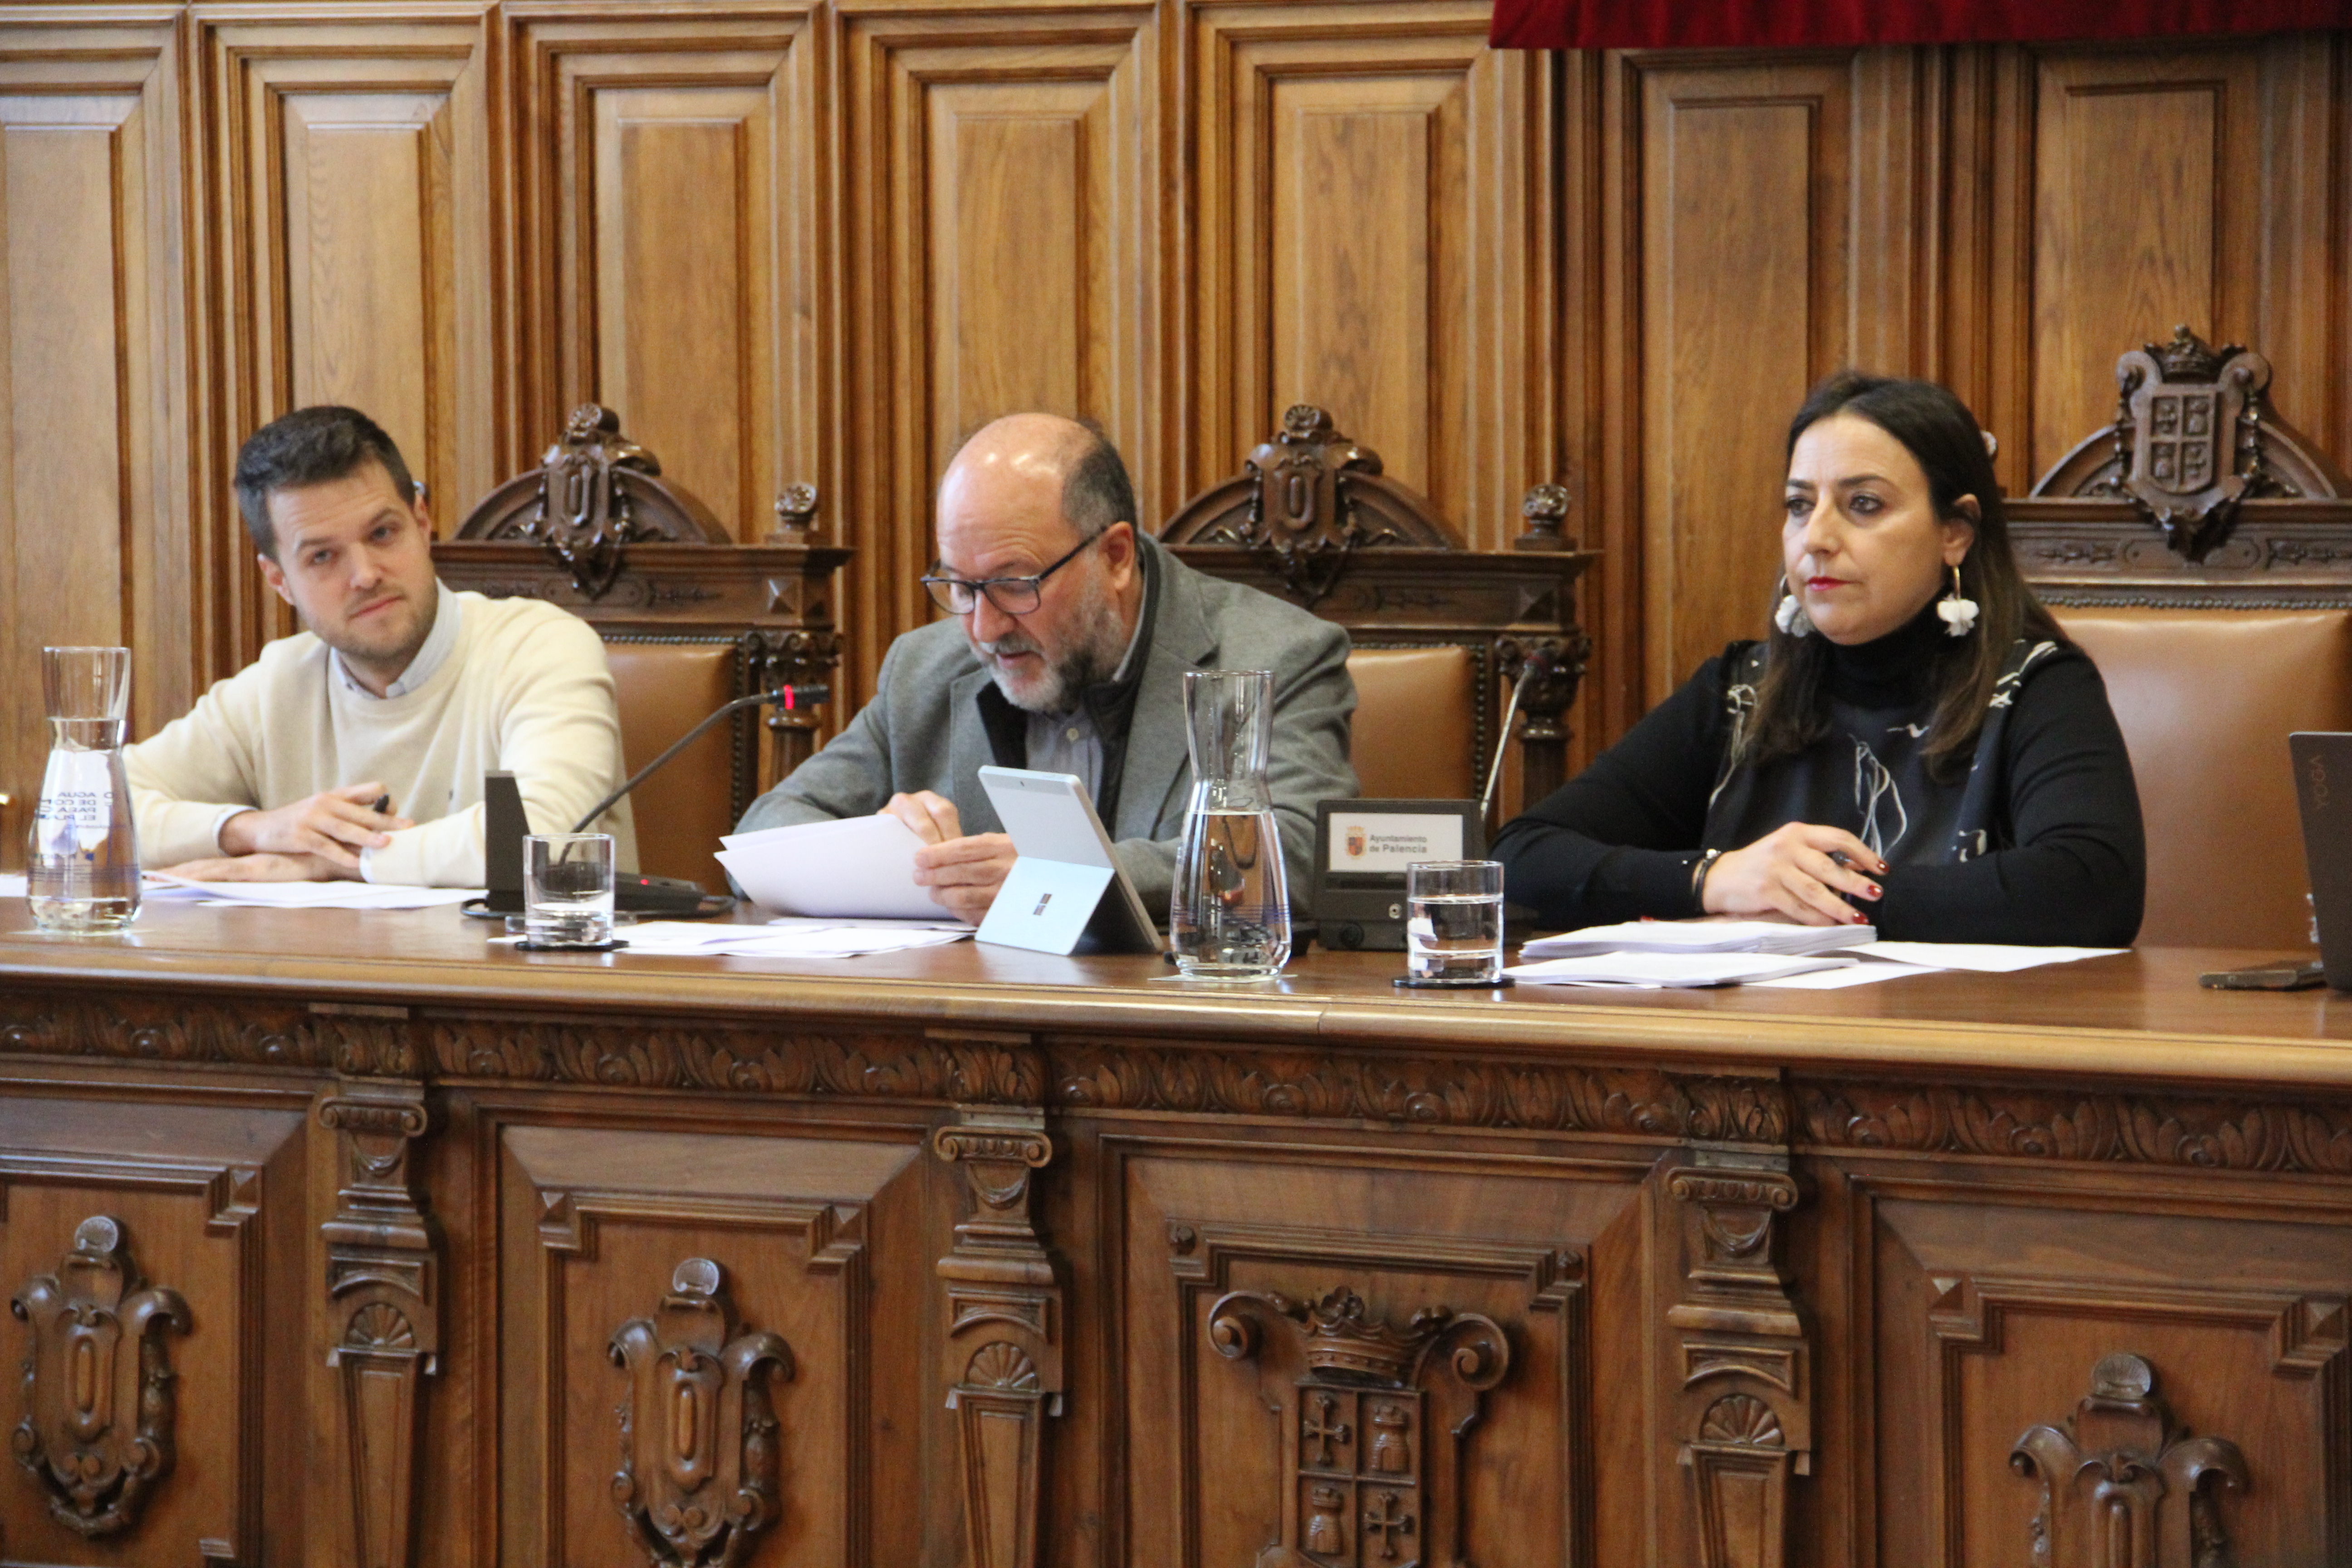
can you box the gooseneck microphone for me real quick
[1479,651,1555,820]
[571,684,830,833]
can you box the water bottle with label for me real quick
[28,646,140,933]
[1170,667,1291,979]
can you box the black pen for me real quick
[370,794,392,816]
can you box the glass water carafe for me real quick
[29,646,139,933]
[1170,668,1290,979]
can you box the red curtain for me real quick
[1490,0,2352,51]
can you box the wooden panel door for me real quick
[1970,35,2341,497]
[0,17,190,826]
[199,10,496,657]
[1845,1162,2352,1564]
[0,1091,309,1568]
[840,4,1159,701]
[1188,0,1556,551]
[491,1114,937,1566]
[1106,1129,1651,1564]
[509,7,824,542]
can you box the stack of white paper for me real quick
[1504,951,1858,988]
[1850,941,2125,972]
[1519,919,1877,960]
[715,817,949,920]
[0,873,25,899]
[617,917,971,960]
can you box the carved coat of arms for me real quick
[1209,1285,1509,1568]
[9,1215,190,1537]
[609,1257,794,1568]
[2111,325,2283,560]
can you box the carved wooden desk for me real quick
[0,902,2347,1568]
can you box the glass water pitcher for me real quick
[1169,667,1290,979]
[29,645,139,933]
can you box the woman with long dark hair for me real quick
[1494,372,2144,944]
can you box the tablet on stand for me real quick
[975,766,1165,956]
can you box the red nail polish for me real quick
[1867,884,1882,899]
[1852,913,1868,924]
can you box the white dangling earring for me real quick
[1774,583,1813,638]
[1937,563,1980,637]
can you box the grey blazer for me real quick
[736,535,1359,915]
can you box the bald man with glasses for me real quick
[735,413,1358,923]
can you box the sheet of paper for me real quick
[1849,941,2126,973]
[1504,952,1857,988]
[1748,960,1939,989]
[142,874,482,910]
[716,816,950,921]
[0,873,24,899]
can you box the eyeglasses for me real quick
[920,532,1100,617]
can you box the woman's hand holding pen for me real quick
[1699,823,1886,926]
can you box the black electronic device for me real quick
[2291,731,2352,988]
[472,770,722,920]
[1312,798,1485,951]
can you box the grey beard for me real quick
[980,593,1130,714]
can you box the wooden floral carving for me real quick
[9,1215,191,1537]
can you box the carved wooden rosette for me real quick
[1208,1285,1510,1568]
[609,1257,795,1568]
[1664,1146,1808,1568]
[9,1215,190,1537]
[318,1083,439,1568]
[933,1107,1063,1568]
[2009,1353,2249,1568]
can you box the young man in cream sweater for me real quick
[127,406,636,887]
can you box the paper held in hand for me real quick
[715,816,952,921]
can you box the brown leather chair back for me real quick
[605,642,742,889]
[2053,605,2352,949]
[1346,645,1479,800]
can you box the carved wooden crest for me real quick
[9,1215,191,1537]
[2029,326,2351,563]
[2009,1352,2248,1567]
[609,1258,794,1568]
[1208,1284,1509,1567]
[1161,406,1455,605]
[453,404,727,598]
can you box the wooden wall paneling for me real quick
[1859,1171,2352,1566]
[508,6,824,545]
[1109,1132,1646,1563]
[1979,38,2334,493]
[839,2,1158,703]
[0,16,189,825]
[1621,53,1859,710]
[1187,0,1553,554]
[199,9,496,660]
[0,1092,307,1567]
[493,1117,931,1567]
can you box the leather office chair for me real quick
[1346,645,1480,800]
[605,641,745,890]
[2052,606,2352,949]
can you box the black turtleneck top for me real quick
[1493,608,2145,944]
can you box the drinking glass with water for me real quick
[522,832,617,947]
[1401,859,1506,986]
[29,646,140,934]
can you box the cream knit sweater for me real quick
[126,590,637,886]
